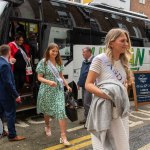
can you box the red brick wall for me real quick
[130,0,150,19]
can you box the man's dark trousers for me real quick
[82,87,92,119]
[0,99,16,138]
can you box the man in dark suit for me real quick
[0,44,25,141]
[77,47,94,125]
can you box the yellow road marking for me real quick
[64,140,92,150]
[43,135,91,150]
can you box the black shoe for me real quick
[79,119,86,125]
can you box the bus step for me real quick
[16,105,36,112]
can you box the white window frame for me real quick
[139,0,145,4]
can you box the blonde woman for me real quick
[85,28,132,150]
[36,43,71,146]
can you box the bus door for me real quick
[40,24,77,99]
[8,18,41,112]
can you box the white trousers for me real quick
[91,117,129,150]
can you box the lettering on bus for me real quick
[91,46,145,71]
[130,48,145,71]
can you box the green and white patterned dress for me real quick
[36,59,66,120]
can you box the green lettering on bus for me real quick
[130,48,135,66]
[99,47,103,54]
[134,48,145,66]
[99,47,106,54]
[92,47,95,55]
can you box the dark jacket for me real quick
[0,57,19,101]
[78,56,94,88]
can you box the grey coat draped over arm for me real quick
[85,79,130,132]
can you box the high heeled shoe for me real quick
[60,137,71,147]
[45,127,51,136]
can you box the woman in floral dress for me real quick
[36,43,71,146]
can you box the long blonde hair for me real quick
[44,43,62,66]
[105,28,133,85]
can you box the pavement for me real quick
[0,102,150,150]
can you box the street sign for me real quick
[132,71,150,111]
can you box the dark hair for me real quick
[15,32,24,41]
[0,44,10,56]
[44,43,62,66]
[83,47,92,53]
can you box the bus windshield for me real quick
[0,1,8,17]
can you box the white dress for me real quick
[90,53,129,150]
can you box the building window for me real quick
[139,11,144,14]
[139,0,145,4]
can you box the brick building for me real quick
[92,0,130,10]
[130,0,150,19]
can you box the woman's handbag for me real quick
[65,91,78,122]
[65,91,78,108]
[65,106,78,122]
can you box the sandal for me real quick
[60,133,71,146]
[45,127,51,136]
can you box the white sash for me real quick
[47,60,64,90]
[12,42,28,64]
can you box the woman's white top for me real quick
[90,53,126,84]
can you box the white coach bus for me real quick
[0,0,150,110]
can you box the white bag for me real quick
[26,61,33,75]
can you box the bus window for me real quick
[131,38,144,47]
[48,27,72,61]
[42,0,73,28]
[9,21,26,41]
[57,11,73,28]
[10,0,41,20]
[133,26,142,38]
[126,17,132,22]
[145,21,150,40]
[0,1,8,16]
[90,9,112,32]
[118,23,128,31]
[90,18,101,32]
[111,14,122,20]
